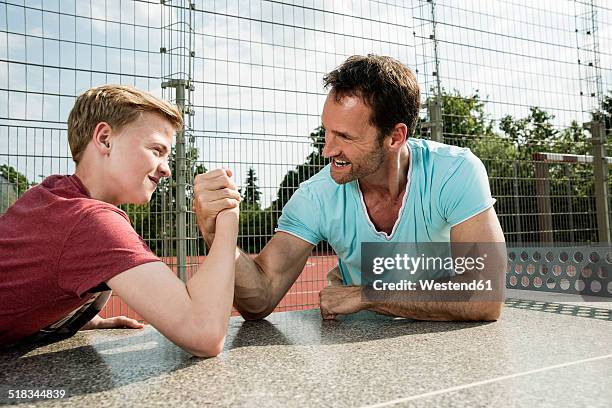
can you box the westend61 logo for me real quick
[372,253,487,275]
[361,242,506,302]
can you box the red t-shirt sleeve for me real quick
[57,207,160,297]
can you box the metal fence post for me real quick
[532,153,554,243]
[564,166,575,243]
[512,161,522,244]
[588,120,611,243]
[427,97,444,143]
[162,79,189,281]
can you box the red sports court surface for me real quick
[99,255,337,320]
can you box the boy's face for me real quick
[105,112,174,205]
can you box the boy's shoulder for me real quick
[2,174,130,227]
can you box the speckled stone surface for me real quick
[1,297,611,407]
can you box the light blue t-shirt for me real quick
[276,138,496,285]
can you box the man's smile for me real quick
[332,158,351,168]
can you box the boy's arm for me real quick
[106,209,239,357]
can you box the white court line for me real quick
[360,353,612,408]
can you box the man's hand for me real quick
[319,286,364,320]
[193,168,241,247]
[80,315,145,330]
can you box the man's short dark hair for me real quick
[323,55,421,141]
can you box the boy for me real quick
[0,85,240,357]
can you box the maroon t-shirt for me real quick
[0,175,160,346]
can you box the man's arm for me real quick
[320,207,506,321]
[233,232,315,319]
[107,210,239,357]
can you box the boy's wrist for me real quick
[215,211,239,234]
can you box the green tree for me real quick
[238,167,266,253]
[240,167,262,209]
[0,164,32,196]
[592,90,612,137]
[499,107,558,158]
[440,90,495,147]
[0,165,31,213]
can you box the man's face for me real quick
[105,112,174,205]
[321,92,385,184]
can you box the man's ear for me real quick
[387,123,408,151]
[92,122,113,155]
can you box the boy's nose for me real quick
[159,161,171,179]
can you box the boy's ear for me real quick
[92,122,113,155]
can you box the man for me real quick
[0,85,240,356]
[197,55,506,321]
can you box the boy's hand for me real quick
[193,168,241,247]
[80,315,145,330]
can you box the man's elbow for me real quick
[235,302,274,321]
[474,301,503,321]
[234,287,275,320]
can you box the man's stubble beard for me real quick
[331,144,386,185]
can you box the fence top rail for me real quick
[532,152,612,165]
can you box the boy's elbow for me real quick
[189,331,226,358]
[180,315,228,357]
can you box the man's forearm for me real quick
[363,298,503,321]
[233,249,273,319]
[361,268,505,321]
[363,243,506,321]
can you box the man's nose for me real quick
[322,134,338,158]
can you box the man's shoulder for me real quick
[408,138,483,179]
[408,138,472,161]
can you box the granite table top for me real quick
[2,292,611,407]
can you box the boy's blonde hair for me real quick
[67,85,183,164]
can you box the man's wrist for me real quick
[355,286,370,311]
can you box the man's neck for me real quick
[359,145,410,201]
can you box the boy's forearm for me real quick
[186,215,239,334]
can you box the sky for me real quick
[0,0,611,207]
